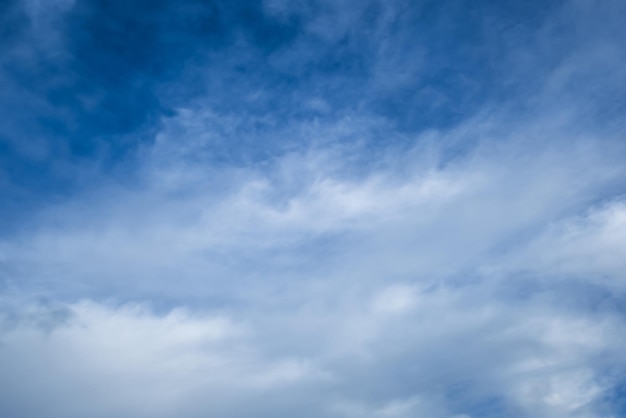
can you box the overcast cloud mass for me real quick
[1,0,626,417]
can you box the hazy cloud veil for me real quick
[1,0,626,417]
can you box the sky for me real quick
[1,0,626,417]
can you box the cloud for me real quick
[0,300,330,418]
[491,199,626,292]
[1,0,626,417]
[1,279,624,417]
[1,104,625,416]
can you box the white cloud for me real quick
[505,200,626,287]
[4,106,623,302]
[0,300,329,417]
[371,284,419,315]
[0,90,624,416]
[2,292,622,418]
[1,1,626,415]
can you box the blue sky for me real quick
[1,0,626,417]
